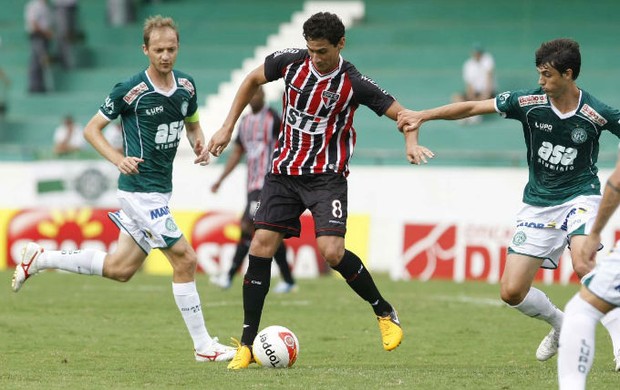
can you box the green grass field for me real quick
[1,270,617,389]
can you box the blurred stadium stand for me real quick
[0,0,619,166]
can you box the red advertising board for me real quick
[402,223,579,284]
[6,208,327,277]
[191,211,327,278]
[6,208,119,267]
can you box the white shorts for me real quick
[108,190,183,254]
[508,195,601,269]
[583,248,620,306]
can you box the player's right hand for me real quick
[207,127,232,157]
[397,109,424,133]
[117,156,143,175]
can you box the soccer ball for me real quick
[252,325,300,368]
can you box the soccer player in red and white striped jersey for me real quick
[210,86,295,292]
[208,12,433,369]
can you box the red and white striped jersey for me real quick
[264,48,395,176]
[235,106,280,192]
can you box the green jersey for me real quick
[496,87,620,206]
[99,69,198,193]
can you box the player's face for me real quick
[143,27,178,75]
[536,64,572,98]
[306,37,344,74]
[249,88,265,112]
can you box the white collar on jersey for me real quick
[144,70,178,97]
[309,55,343,79]
[548,89,582,120]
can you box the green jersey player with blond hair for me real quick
[11,15,235,363]
[397,38,620,369]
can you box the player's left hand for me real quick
[193,139,210,166]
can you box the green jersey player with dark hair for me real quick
[397,38,620,369]
[12,15,235,363]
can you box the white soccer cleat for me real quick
[210,274,231,290]
[273,281,296,294]
[536,328,560,361]
[614,349,620,372]
[12,242,44,292]
[194,337,236,362]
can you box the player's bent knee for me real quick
[499,284,526,306]
[572,262,591,279]
[104,267,136,282]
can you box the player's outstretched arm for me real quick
[397,99,496,132]
[208,66,268,157]
[577,153,620,272]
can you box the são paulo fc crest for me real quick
[512,231,527,246]
[322,90,339,108]
[571,128,587,144]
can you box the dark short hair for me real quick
[535,38,581,80]
[302,12,345,46]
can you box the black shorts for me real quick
[254,173,348,238]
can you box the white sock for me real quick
[601,308,620,358]
[172,281,212,352]
[558,294,603,390]
[512,287,564,330]
[38,249,105,276]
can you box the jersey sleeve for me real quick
[495,89,535,121]
[600,104,620,138]
[186,76,199,118]
[347,65,395,116]
[264,49,307,82]
[99,82,129,121]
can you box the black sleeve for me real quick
[264,48,308,82]
[346,63,396,116]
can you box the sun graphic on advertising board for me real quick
[37,209,103,238]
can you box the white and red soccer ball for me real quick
[252,325,300,368]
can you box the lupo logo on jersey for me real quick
[6,208,118,267]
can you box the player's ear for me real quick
[338,37,345,51]
[142,44,148,56]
